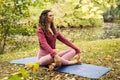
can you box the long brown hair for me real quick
[39,10,56,34]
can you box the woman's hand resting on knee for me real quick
[54,55,62,67]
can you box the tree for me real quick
[51,0,117,27]
[0,0,32,54]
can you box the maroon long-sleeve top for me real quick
[37,27,80,57]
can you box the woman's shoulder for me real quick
[37,26,43,31]
[37,26,44,33]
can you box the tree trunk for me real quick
[0,26,10,54]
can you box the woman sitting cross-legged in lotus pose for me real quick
[37,10,81,70]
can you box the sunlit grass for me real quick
[0,38,120,79]
[0,27,120,79]
[61,27,102,41]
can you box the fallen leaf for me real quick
[32,63,39,72]
[104,55,112,61]
[114,59,120,62]
[86,60,93,64]
[25,62,34,68]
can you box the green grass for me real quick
[0,38,120,80]
[0,27,120,80]
[61,27,102,41]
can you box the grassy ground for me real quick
[0,27,120,80]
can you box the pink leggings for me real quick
[37,48,76,65]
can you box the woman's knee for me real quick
[38,55,54,65]
[39,58,53,65]
[70,48,76,54]
[60,58,69,65]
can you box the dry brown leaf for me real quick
[104,55,112,61]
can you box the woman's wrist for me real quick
[75,48,80,54]
[51,52,57,58]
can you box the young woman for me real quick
[37,10,81,69]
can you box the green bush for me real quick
[80,18,103,27]
[101,25,120,39]
[9,26,36,36]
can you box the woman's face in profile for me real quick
[47,11,54,23]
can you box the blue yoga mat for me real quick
[10,56,111,79]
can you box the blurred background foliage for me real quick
[0,0,120,54]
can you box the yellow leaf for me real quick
[104,55,112,61]
[86,60,93,64]
[91,7,99,12]
[97,0,103,4]
[106,3,111,8]
[82,15,91,19]
[107,55,112,58]
[25,62,34,68]
[32,63,39,72]
[81,0,90,3]
[96,10,104,14]
[89,3,94,7]
[82,5,89,13]
[105,57,111,61]
[86,45,91,49]
[113,4,117,8]
[0,0,2,2]
[112,37,115,41]
[94,14,103,18]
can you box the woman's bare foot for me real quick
[48,63,56,71]
[54,55,62,67]
[77,54,81,64]
[68,60,78,65]
[68,54,81,65]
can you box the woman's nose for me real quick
[52,15,54,18]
